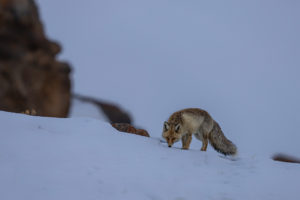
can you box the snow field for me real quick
[1,111,299,200]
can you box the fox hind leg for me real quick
[201,137,208,151]
[195,128,208,151]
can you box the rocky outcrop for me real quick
[0,0,71,117]
[111,123,150,137]
[0,0,134,125]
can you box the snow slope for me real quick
[1,111,299,200]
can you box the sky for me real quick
[36,0,300,156]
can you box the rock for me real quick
[0,0,71,117]
[0,0,131,121]
[111,123,150,137]
[272,153,300,164]
[135,129,150,137]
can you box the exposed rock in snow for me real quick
[112,123,150,137]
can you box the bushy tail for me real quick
[209,121,237,156]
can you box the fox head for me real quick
[162,121,181,148]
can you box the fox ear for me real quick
[163,121,169,132]
[175,124,180,132]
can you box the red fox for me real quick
[162,108,237,155]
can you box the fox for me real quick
[162,108,237,155]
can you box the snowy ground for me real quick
[1,111,299,200]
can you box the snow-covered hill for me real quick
[1,111,299,200]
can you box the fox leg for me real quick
[195,130,208,151]
[195,128,208,151]
[181,133,192,150]
[201,136,208,151]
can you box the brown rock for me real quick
[135,129,150,137]
[0,0,71,117]
[272,153,300,164]
[111,123,150,137]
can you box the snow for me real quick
[0,111,300,200]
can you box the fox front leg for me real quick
[181,133,192,150]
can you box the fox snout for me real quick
[167,139,175,148]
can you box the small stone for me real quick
[111,123,150,137]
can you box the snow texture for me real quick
[0,111,299,200]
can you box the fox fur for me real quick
[162,108,237,155]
